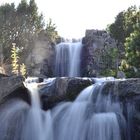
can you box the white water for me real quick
[0,78,126,140]
[0,99,29,140]
[89,113,121,140]
[53,82,124,140]
[55,42,82,77]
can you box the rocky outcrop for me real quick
[81,29,123,77]
[39,78,140,140]
[96,78,140,140]
[25,32,55,77]
[97,79,140,99]
[119,79,140,140]
[39,77,93,110]
[0,75,30,104]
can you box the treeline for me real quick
[0,0,59,66]
[107,6,140,78]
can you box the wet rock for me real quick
[101,79,140,99]
[134,112,140,140]
[0,76,30,104]
[40,77,92,110]
[117,71,126,79]
[99,78,140,140]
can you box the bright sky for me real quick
[0,0,139,38]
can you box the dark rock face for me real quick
[134,112,140,140]
[40,77,93,110]
[97,79,140,140]
[101,79,140,98]
[81,29,122,77]
[0,76,30,105]
[0,76,23,101]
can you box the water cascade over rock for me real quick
[55,42,82,77]
[0,27,140,140]
[0,78,128,140]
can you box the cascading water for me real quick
[52,81,125,140]
[55,42,82,77]
[0,99,29,140]
[0,78,128,140]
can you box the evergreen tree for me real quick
[46,18,59,43]
[0,0,44,64]
[0,3,16,63]
[107,12,126,43]
[107,6,139,44]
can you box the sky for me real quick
[0,0,139,38]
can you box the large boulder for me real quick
[99,78,140,98]
[39,77,93,110]
[0,75,30,104]
[81,29,123,77]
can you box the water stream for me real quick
[55,42,82,77]
[0,78,127,140]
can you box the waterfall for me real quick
[52,82,124,140]
[0,99,29,140]
[0,78,127,140]
[55,42,82,77]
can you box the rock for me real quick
[0,73,9,78]
[117,71,126,79]
[81,29,122,77]
[25,34,55,77]
[97,78,140,140]
[38,77,140,140]
[133,112,140,140]
[0,76,30,104]
[101,78,140,98]
[40,77,93,110]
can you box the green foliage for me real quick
[107,12,126,43]
[107,6,139,44]
[0,3,16,62]
[0,0,44,63]
[11,43,27,76]
[20,63,26,77]
[120,29,140,77]
[11,43,19,75]
[100,47,119,77]
[100,69,116,77]
[108,5,140,78]
[0,0,59,70]
[46,19,59,43]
